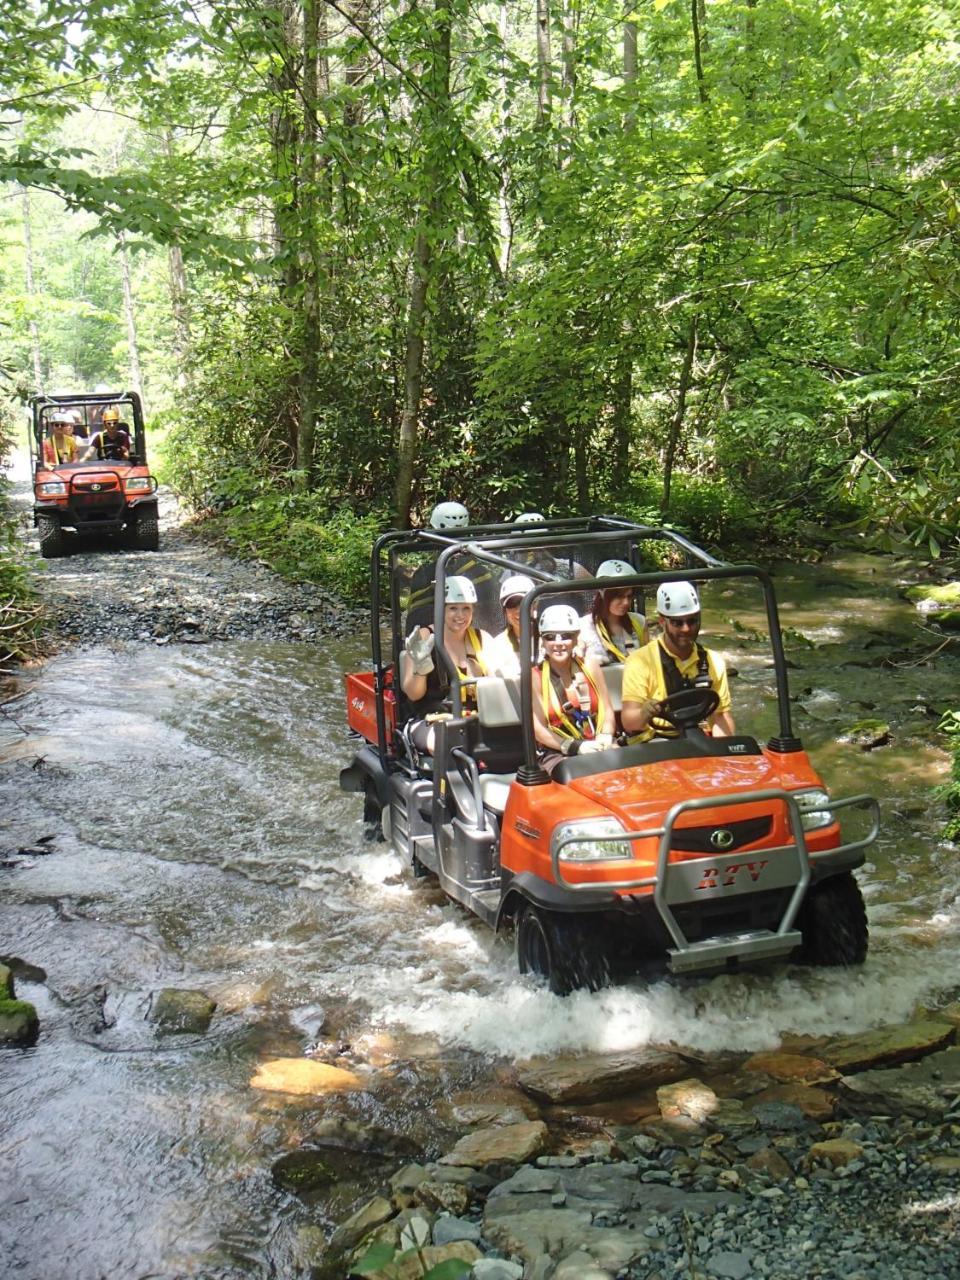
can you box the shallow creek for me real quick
[2,551,959,1278]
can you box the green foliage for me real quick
[0,397,43,672]
[936,710,960,843]
[351,1238,472,1279]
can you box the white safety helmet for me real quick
[430,501,469,530]
[515,511,545,523]
[538,603,580,634]
[499,573,535,603]
[656,580,700,617]
[445,575,478,605]
[596,559,634,579]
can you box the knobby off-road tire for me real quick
[38,514,66,559]
[795,871,868,967]
[516,904,610,996]
[133,511,160,551]
[362,781,385,843]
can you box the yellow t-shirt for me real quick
[621,637,731,740]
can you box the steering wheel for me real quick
[655,687,720,733]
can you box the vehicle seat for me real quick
[602,663,623,714]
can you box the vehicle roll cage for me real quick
[29,390,147,466]
[366,516,802,777]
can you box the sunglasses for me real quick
[666,614,701,630]
[542,631,577,643]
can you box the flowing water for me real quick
[2,551,959,1278]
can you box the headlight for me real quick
[38,481,67,496]
[125,477,152,491]
[793,788,834,831]
[551,816,633,862]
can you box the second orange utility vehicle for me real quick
[341,516,879,993]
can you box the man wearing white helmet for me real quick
[400,574,493,755]
[579,559,649,665]
[514,511,545,523]
[430,501,470,530]
[621,580,734,741]
[405,500,496,630]
[486,573,536,677]
[532,602,615,771]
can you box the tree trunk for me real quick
[560,0,578,146]
[573,434,589,513]
[536,0,552,126]
[497,0,514,275]
[662,315,698,514]
[691,0,708,104]
[118,230,144,403]
[394,3,453,527]
[166,241,191,390]
[20,187,42,392]
[611,347,632,493]
[297,0,322,486]
[623,6,637,130]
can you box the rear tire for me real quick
[516,905,609,995]
[38,514,66,559]
[362,782,385,843]
[133,510,159,551]
[795,871,868,967]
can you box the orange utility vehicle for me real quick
[30,390,159,558]
[340,516,879,993]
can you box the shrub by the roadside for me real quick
[0,400,43,673]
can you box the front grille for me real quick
[671,815,773,854]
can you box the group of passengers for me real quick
[42,406,131,465]
[399,502,735,773]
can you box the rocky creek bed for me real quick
[311,1015,960,1280]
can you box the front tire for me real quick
[516,905,609,995]
[795,871,868,967]
[38,514,66,559]
[133,512,160,551]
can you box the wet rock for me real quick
[479,1207,591,1265]
[705,1098,758,1137]
[517,1048,688,1104]
[447,1087,538,1127]
[149,987,216,1034]
[249,1057,362,1095]
[903,581,960,613]
[329,1194,395,1252]
[746,1146,794,1179]
[362,1240,483,1280]
[472,1261,524,1280]
[707,1249,753,1279]
[390,1163,430,1197]
[657,1077,718,1123]
[822,1019,956,1073]
[432,1215,482,1246]
[743,1050,839,1085]
[439,1120,548,1168]
[0,998,40,1047]
[807,1137,863,1168]
[837,718,891,749]
[838,1046,960,1119]
[553,1252,611,1279]
[749,1081,835,1121]
[413,1180,472,1216]
[271,1148,336,1194]
[0,962,13,999]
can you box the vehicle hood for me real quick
[568,752,794,828]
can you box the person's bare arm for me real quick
[710,709,735,737]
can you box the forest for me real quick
[1,0,958,596]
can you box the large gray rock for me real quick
[823,1019,956,1074]
[329,1194,395,1252]
[481,1207,651,1273]
[439,1120,547,1168]
[487,1162,641,1218]
[838,1046,960,1119]
[517,1048,688,1104]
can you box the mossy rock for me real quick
[838,719,891,750]
[271,1148,337,1195]
[149,988,217,1035]
[0,998,39,1047]
[903,581,960,607]
[0,963,13,1000]
[934,610,960,631]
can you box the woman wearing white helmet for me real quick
[400,574,492,754]
[579,559,649,666]
[533,603,615,772]
[486,573,536,677]
[621,580,735,741]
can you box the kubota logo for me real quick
[696,860,769,890]
[709,829,735,850]
[90,483,102,491]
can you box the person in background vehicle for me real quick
[400,575,492,755]
[487,573,536,677]
[405,501,498,630]
[43,413,78,465]
[68,409,89,448]
[533,603,615,772]
[620,581,735,741]
[82,405,130,461]
[579,559,649,665]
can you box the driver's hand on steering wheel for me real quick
[638,697,664,727]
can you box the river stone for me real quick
[553,1251,613,1279]
[270,1148,336,1194]
[822,1019,956,1073]
[472,1260,524,1280]
[807,1137,863,1168]
[432,1215,482,1246]
[517,1048,687,1104]
[933,1002,960,1030]
[447,1087,539,1128]
[439,1120,547,1168]
[903,581,960,609]
[0,998,39,1047]
[925,1155,960,1174]
[706,1098,758,1136]
[481,1207,593,1261]
[837,718,891,749]
[413,1179,471,1215]
[489,1166,562,1197]
[746,1146,794,1180]
[658,1077,718,1123]
[149,987,216,1034]
[0,962,13,999]
[837,1045,960,1118]
[742,1050,839,1085]
[329,1194,395,1252]
[748,1100,811,1132]
[707,1250,753,1279]
[749,1082,835,1121]
[390,1163,429,1196]
[355,1240,482,1280]
[249,1057,362,1095]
